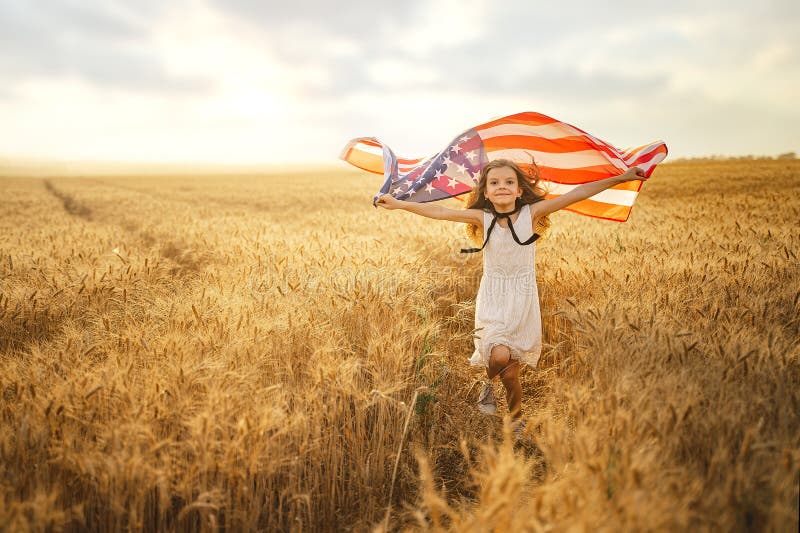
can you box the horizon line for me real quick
[1,151,796,178]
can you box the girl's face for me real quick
[484,166,522,207]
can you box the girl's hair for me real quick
[464,158,551,245]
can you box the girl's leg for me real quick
[488,345,523,419]
[499,362,522,419]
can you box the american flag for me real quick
[340,111,668,222]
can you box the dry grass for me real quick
[0,160,798,532]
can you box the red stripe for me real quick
[343,148,383,175]
[563,205,630,222]
[534,165,621,184]
[548,196,632,222]
[611,180,643,192]
[482,135,593,154]
[475,111,560,131]
[483,135,625,163]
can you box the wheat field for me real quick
[0,159,798,531]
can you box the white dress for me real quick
[470,203,543,369]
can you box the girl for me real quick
[376,159,646,437]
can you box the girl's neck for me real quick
[491,200,518,215]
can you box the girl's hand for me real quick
[376,194,403,210]
[620,166,647,182]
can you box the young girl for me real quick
[376,159,646,436]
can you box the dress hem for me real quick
[469,339,542,369]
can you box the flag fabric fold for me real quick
[339,111,668,222]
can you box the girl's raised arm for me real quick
[376,194,483,225]
[530,167,647,220]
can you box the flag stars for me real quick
[378,131,479,202]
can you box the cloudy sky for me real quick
[1,0,797,165]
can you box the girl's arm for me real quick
[530,167,647,220]
[376,194,483,225]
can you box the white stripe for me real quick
[488,148,627,171]
[353,142,384,156]
[542,181,638,206]
[478,122,581,140]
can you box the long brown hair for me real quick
[465,158,551,245]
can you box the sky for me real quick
[1,0,798,166]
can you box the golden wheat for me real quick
[0,160,798,531]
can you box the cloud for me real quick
[204,0,799,114]
[0,0,212,93]
[206,0,491,95]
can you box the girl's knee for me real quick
[489,344,511,366]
